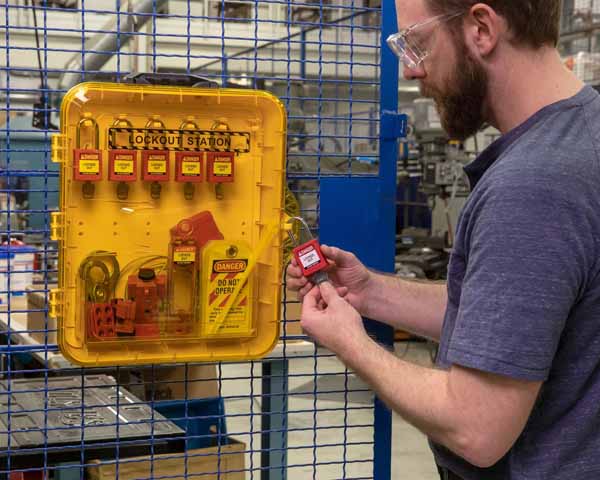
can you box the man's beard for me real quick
[420,41,488,141]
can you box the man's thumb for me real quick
[321,245,353,266]
[319,281,339,303]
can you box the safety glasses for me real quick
[387,11,464,69]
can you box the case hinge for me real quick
[51,134,67,164]
[49,288,63,319]
[50,212,64,241]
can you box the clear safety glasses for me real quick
[387,11,464,69]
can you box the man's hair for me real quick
[425,0,562,48]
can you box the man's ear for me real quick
[462,3,505,58]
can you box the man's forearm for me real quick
[337,333,537,468]
[361,272,447,341]
[339,334,469,457]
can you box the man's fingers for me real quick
[337,286,349,297]
[299,282,314,299]
[286,263,305,280]
[319,281,341,304]
[302,286,322,312]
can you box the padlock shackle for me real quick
[286,216,313,246]
[211,119,231,131]
[76,115,100,149]
[112,115,133,128]
[180,117,199,130]
[145,116,166,129]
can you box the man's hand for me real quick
[300,281,369,356]
[286,245,372,314]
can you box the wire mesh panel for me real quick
[0,1,390,479]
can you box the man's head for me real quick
[425,0,561,49]
[393,0,563,140]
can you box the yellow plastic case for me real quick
[50,82,287,366]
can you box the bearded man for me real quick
[287,1,600,479]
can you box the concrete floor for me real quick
[220,341,440,480]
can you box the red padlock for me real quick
[109,150,137,182]
[73,113,102,199]
[142,150,170,199]
[288,217,329,284]
[206,152,234,183]
[142,150,170,182]
[73,113,102,182]
[293,239,328,277]
[175,152,203,183]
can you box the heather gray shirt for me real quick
[432,85,600,479]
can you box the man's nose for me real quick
[402,63,425,81]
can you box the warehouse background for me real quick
[0,1,397,480]
[2,0,597,479]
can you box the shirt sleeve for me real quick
[446,178,594,381]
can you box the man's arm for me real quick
[302,283,541,468]
[345,333,540,467]
[362,271,447,341]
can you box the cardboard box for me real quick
[280,288,303,336]
[87,440,246,480]
[117,364,220,402]
[144,365,219,401]
[26,287,57,344]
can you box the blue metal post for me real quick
[261,359,288,480]
[374,1,400,479]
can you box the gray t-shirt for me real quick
[432,85,600,479]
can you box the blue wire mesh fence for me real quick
[0,1,387,479]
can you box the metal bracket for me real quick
[380,111,408,140]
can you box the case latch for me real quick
[50,212,64,241]
[51,134,68,164]
[49,288,63,319]
[381,111,408,140]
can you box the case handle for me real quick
[123,73,218,88]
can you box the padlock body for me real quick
[293,239,328,277]
[206,152,234,183]
[142,150,170,182]
[175,152,203,183]
[73,149,103,181]
[109,150,137,182]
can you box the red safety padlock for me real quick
[176,153,203,183]
[206,152,234,183]
[142,150,170,199]
[176,117,203,200]
[206,152,234,200]
[288,216,329,284]
[73,113,102,198]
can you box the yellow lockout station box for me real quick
[50,81,287,366]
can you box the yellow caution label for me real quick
[114,159,134,174]
[213,161,232,176]
[201,241,253,338]
[182,160,201,175]
[79,159,100,174]
[173,246,196,264]
[148,159,167,174]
